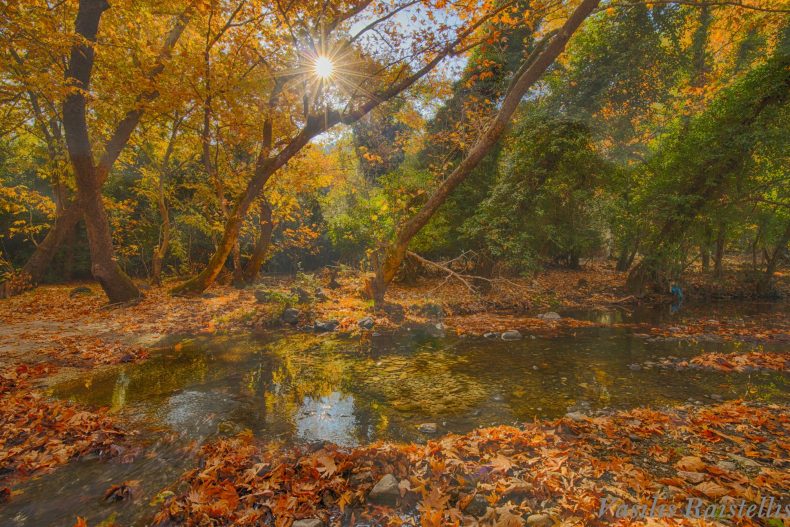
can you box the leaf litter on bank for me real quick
[149,401,788,526]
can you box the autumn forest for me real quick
[0,0,788,525]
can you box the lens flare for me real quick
[314,56,334,80]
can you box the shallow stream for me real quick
[2,304,787,526]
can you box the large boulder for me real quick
[358,317,375,330]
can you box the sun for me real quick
[314,55,334,80]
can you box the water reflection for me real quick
[50,329,788,447]
[296,392,358,446]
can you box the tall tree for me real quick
[61,0,193,302]
[363,0,602,304]
[171,0,517,295]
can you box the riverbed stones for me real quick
[293,520,324,527]
[537,312,561,320]
[281,308,300,324]
[368,474,399,506]
[526,513,553,527]
[358,316,374,329]
[501,330,522,340]
[483,332,500,339]
[418,422,438,434]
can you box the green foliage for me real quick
[466,114,612,271]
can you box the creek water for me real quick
[2,304,787,526]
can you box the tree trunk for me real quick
[151,187,170,285]
[757,222,790,295]
[243,198,273,283]
[1,0,192,299]
[150,116,180,285]
[63,0,140,303]
[362,0,601,304]
[713,223,725,278]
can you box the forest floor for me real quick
[0,262,787,523]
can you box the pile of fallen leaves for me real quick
[0,364,128,496]
[152,401,788,526]
[652,351,789,373]
[643,312,790,343]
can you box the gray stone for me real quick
[418,423,438,434]
[358,317,375,330]
[293,520,324,527]
[628,363,642,371]
[727,453,760,467]
[281,308,301,325]
[69,286,93,298]
[483,332,500,339]
[526,513,553,527]
[314,319,340,332]
[501,330,522,340]
[368,474,399,506]
[716,460,737,471]
[537,312,561,320]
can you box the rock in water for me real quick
[418,423,437,434]
[501,330,522,340]
[358,317,374,330]
[368,474,399,506]
[281,308,300,325]
[537,312,561,320]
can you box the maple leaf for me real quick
[315,452,337,478]
[675,456,705,472]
